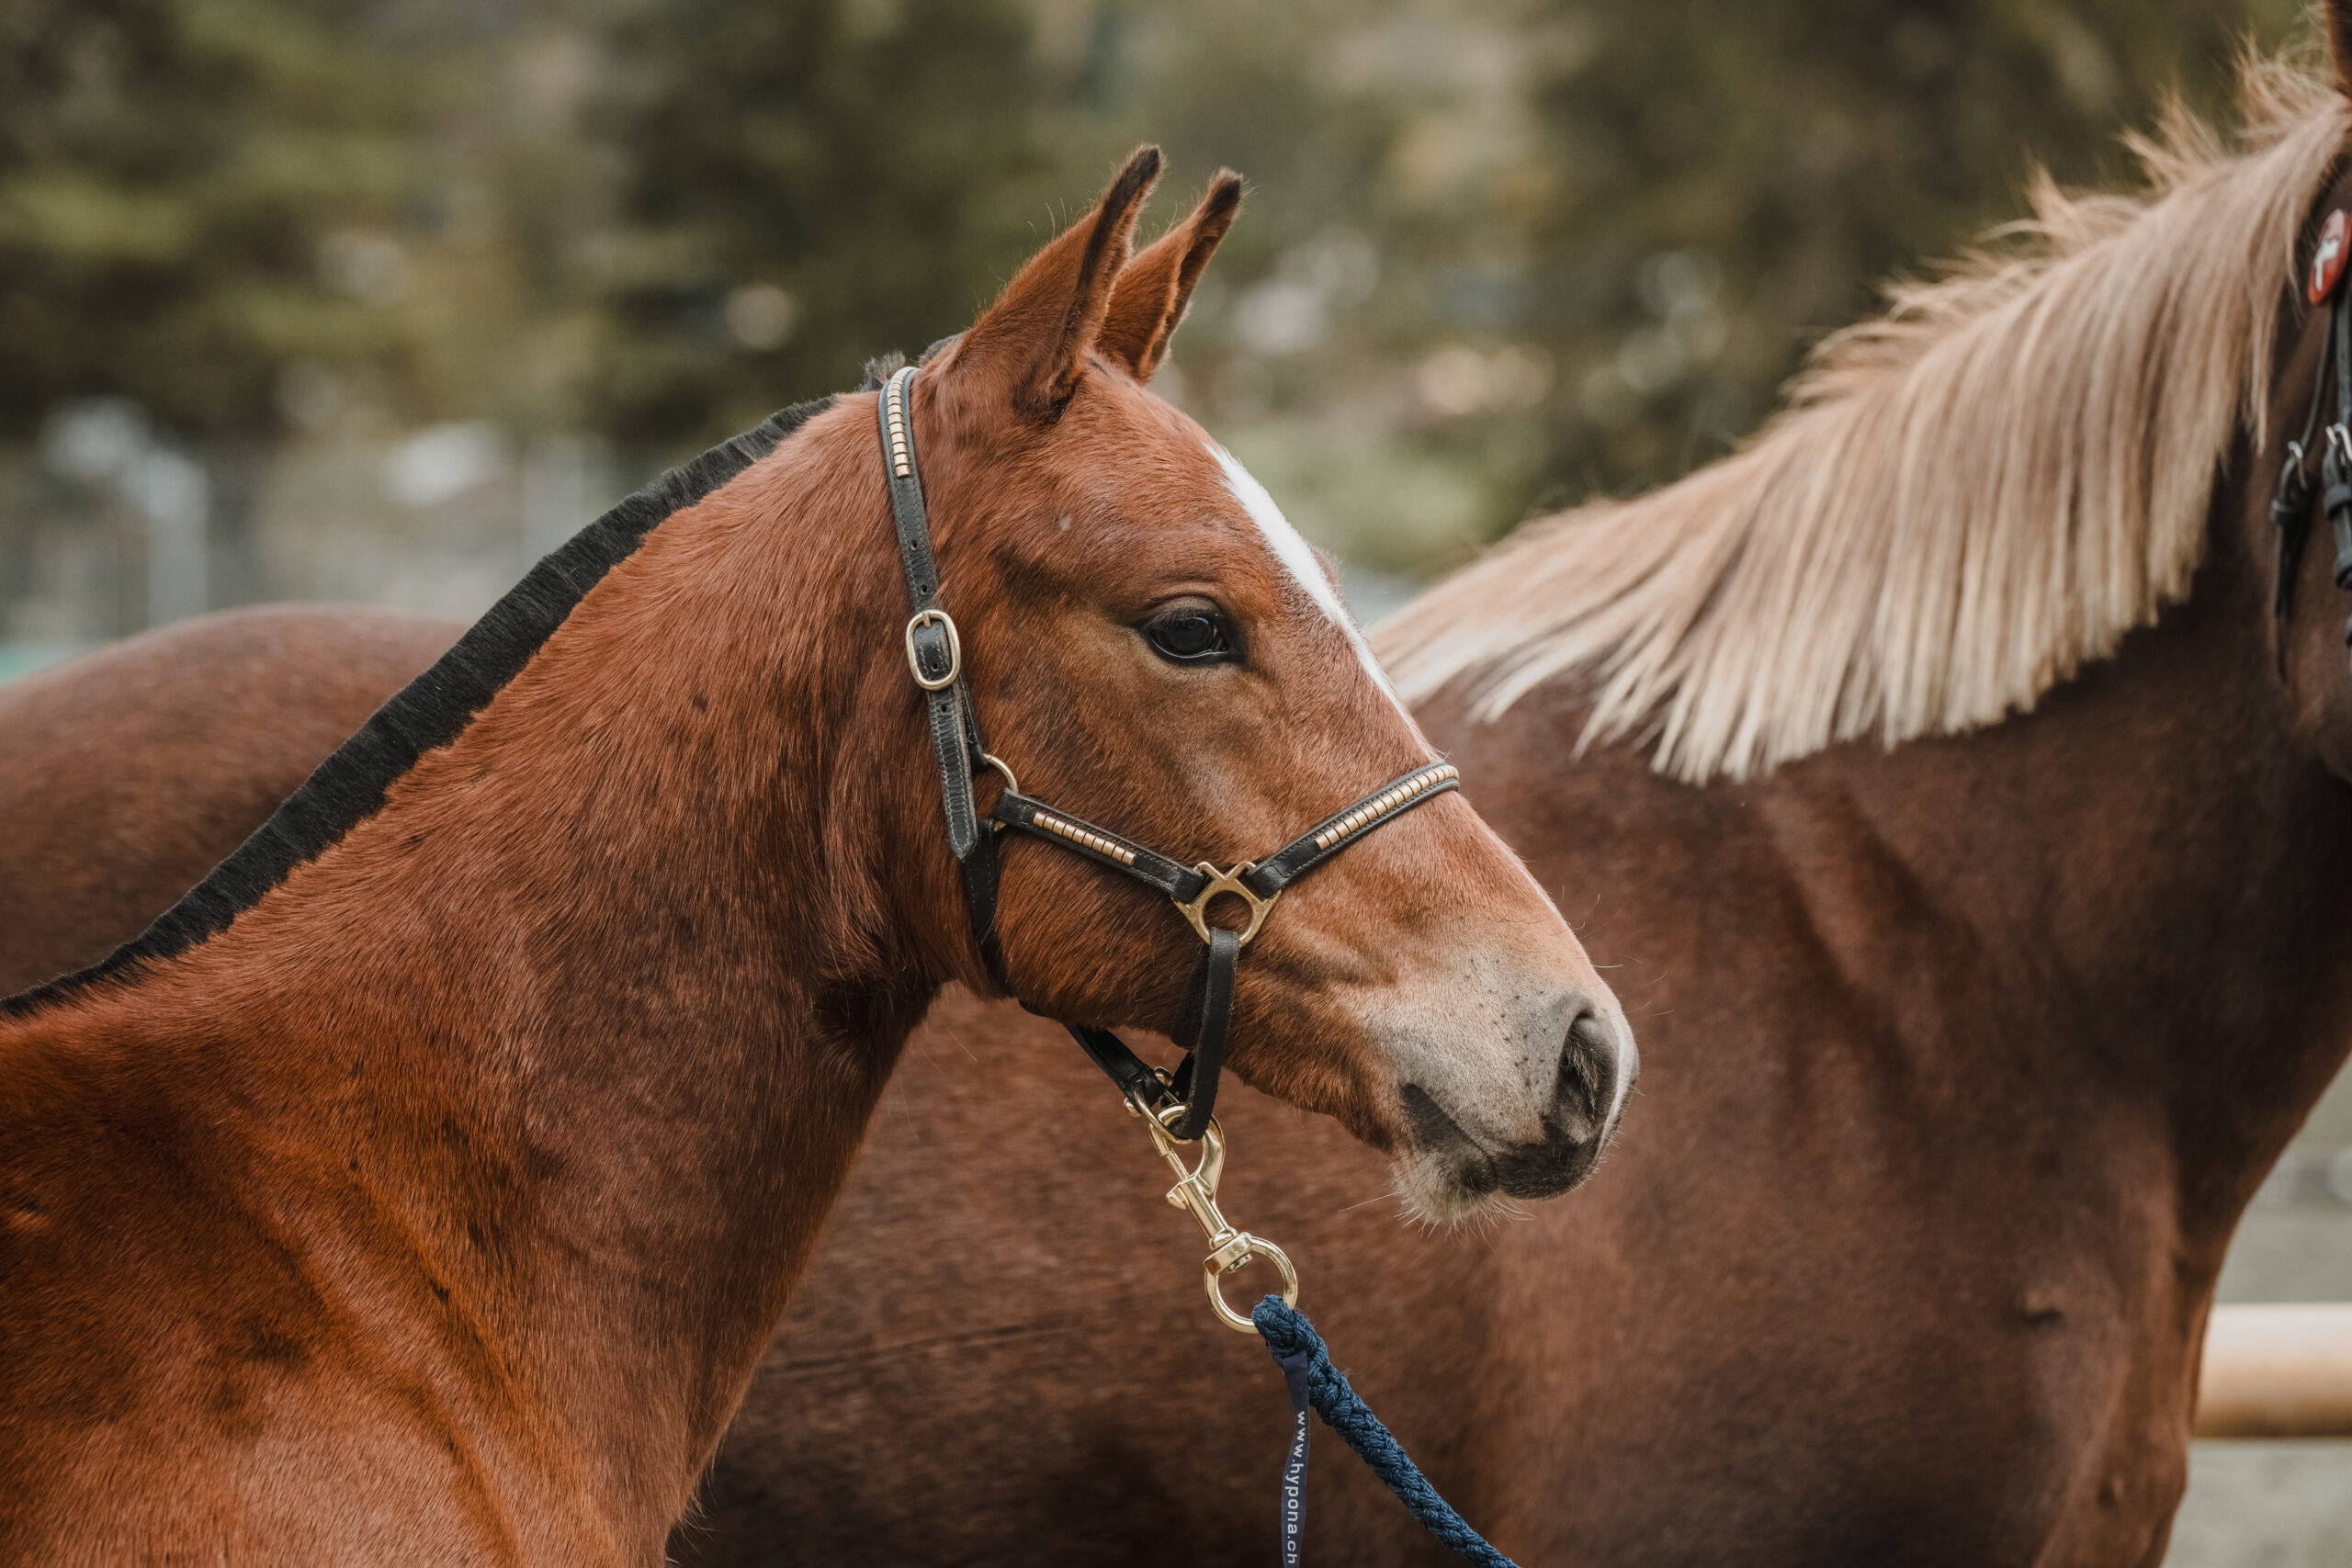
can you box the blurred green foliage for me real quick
[0,0,2314,570]
[0,0,448,438]
[589,0,1057,437]
[1514,0,2306,491]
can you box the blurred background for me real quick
[5,0,2328,646]
[1,0,2346,1559]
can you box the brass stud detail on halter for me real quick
[1311,763,1457,852]
[1033,811,1138,866]
[885,367,915,479]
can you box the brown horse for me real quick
[22,34,2352,1568]
[0,605,455,995]
[0,151,1629,1565]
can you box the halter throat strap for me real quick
[874,365,1459,1139]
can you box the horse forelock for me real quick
[1378,48,2352,784]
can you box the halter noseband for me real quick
[876,364,1459,1142]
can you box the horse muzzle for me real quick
[1387,997,1636,1220]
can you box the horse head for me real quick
[887,150,1634,1217]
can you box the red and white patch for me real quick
[2311,209,2350,304]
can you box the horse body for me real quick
[1433,536,2352,1566]
[3,400,953,1562]
[0,153,1623,1563]
[0,604,455,991]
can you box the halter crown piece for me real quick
[876,364,1460,1330]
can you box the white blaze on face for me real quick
[1209,444,1416,721]
[1214,445,1632,1166]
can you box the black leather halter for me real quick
[2271,265,2352,663]
[876,365,1459,1139]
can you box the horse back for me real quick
[0,604,460,997]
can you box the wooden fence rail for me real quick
[2196,1303,2352,1438]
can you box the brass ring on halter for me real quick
[1176,861,1281,947]
[1205,1234,1299,1335]
[978,752,1019,835]
[903,608,962,691]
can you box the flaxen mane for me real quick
[1378,53,2349,783]
[0,399,830,1018]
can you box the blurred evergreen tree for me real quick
[1512,0,2309,498]
[1011,0,2311,569]
[0,0,2322,567]
[587,0,1063,441]
[0,0,446,440]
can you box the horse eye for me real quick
[1143,606,1236,665]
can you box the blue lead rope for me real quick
[1253,1295,1523,1567]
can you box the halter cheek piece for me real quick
[876,364,1458,1145]
[2270,210,2352,669]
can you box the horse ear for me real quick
[1099,171,1244,382]
[945,146,1162,415]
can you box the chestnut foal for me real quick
[0,151,1627,1565]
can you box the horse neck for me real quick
[25,420,954,1530]
[1756,506,2352,1267]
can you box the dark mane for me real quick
[3,397,833,1019]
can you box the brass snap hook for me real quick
[1175,862,1281,948]
[1138,1100,1300,1335]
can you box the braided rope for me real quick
[1253,1296,1522,1567]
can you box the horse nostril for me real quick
[1548,1010,1619,1145]
[1399,1004,1630,1205]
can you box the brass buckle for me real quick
[903,608,961,691]
[1135,1095,1299,1335]
[1175,862,1280,948]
